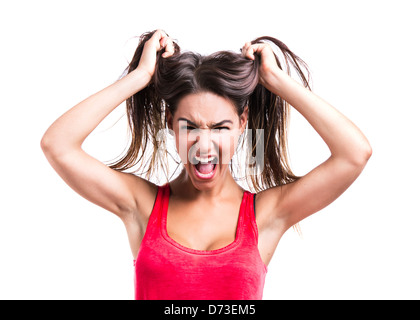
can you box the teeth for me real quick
[194,156,216,163]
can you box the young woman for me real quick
[41,29,372,299]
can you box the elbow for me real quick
[40,134,52,154]
[40,133,63,157]
[40,131,80,157]
[353,142,373,167]
[40,130,58,154]
[336,142,372,168]
[365,143,373,161]
[361,139,373,162]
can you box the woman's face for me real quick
[167,92,248,188]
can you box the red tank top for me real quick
[134,183,267,300]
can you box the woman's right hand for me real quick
[137,29,176,79]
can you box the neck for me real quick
[170,166,242,202]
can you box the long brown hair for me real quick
[107,30,311,198]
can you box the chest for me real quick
[135,231,267,299]
[166,199,242,251]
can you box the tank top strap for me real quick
[241,190,259,244]
[144,183,170,232]
[133,183,168,266]
[160,182,170,214]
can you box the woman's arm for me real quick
[265,68,372,164]
[41,29,174,153]
[41,69,149,153]
[40,30,174,220]
[243,41,372,232]
[243,41,372,163]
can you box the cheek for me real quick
[174,131,204,164]
[215,130,242,166]
[219,134,238,165]
[173,131,189,164]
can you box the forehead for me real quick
[175,92,237,124]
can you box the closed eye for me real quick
[180,126,197,131]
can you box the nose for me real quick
[192,129,216,157]
[189,130,217,160]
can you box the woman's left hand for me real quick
[241,42,281,91]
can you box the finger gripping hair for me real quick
[108,30,311,197]
[154,49,260,115]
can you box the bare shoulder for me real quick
[254,184,292,265]
[118,174,159,258]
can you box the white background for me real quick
[1,0,419,299]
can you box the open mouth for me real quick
[192,156,218,179]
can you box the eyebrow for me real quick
[177,117,233,127]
